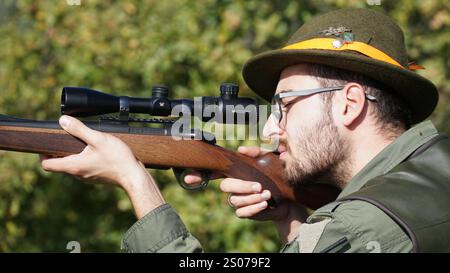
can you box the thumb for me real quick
[59,115,103,146]
[237,146,265,158]
[41,153,82,174]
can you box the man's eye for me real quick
[281,97,302,110]
[282,102,294,110]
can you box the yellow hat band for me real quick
[282,38,422,70]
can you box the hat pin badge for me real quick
[318,26,354,48]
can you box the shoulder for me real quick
[305,200,413,253]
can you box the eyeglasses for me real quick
[269,86,377,128]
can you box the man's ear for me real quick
[337,83,367,127]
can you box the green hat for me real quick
[242,8,438,124]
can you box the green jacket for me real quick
[121,121,450,253]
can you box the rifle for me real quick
[0,83,340,210]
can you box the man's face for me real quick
[263,64,350,188]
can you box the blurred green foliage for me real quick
[0,0,448,252]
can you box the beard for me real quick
[281,108,351,189]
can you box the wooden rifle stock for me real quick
[0,117,340,210]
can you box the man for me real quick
[41,8,450,253]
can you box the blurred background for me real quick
[0,0,448,252]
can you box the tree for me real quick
[0,0,448,252]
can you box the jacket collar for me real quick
[338,120,439,198]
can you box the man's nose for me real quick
[262,114,282,139]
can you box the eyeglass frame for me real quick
[270,86,377,126]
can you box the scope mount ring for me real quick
[173,168,210,191]
[119,96,130,121]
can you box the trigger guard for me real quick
[173,168,210,191]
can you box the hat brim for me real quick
[242,49,438,124]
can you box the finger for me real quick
[39,154,63,164]
[229,190,271,208]
[238,146,270,158]
[184,171,222,185]
[220,178,262,194]
[41,154,82,174]
[237,146,262,158]
[73,175,86,182]
[59,115,104,147]
[183,173,202,185]
[235,201,268,218]
[39,154,51,162]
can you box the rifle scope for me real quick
[61,83,259,124]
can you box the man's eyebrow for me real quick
[278,89,293,94]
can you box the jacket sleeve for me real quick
[121,203,203,253]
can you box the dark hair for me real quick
[306,64,412,137]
